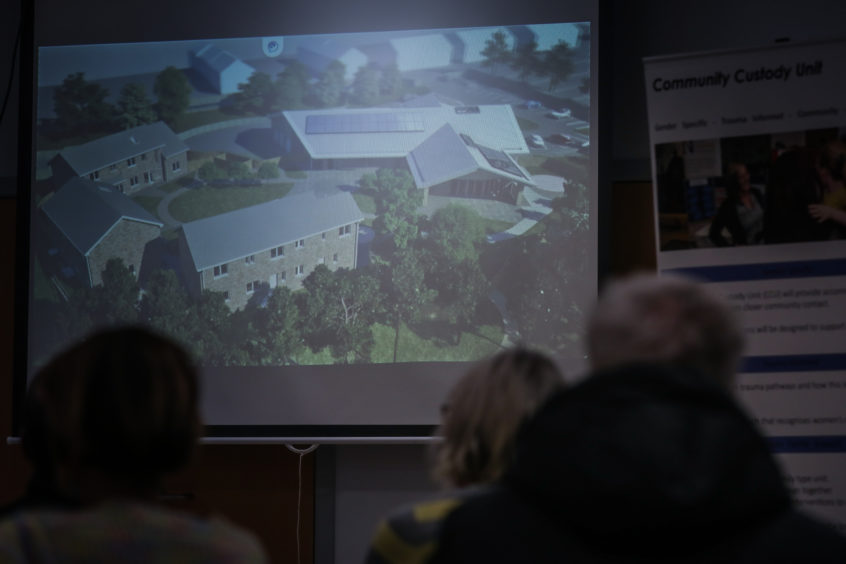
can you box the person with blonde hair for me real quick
[431,273,846,563]
[0,326,268,563]
[366,347,564,564]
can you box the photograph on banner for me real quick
[655,127,846,253]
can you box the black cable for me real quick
[0,19,22,127]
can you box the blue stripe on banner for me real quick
[664,258,846,282]
[741,354,846,373]
[768,436,846,453]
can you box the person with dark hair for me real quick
[709,162,765,246]
[0,326,268,563]
[430,274,846,563]
[365,347,564,564]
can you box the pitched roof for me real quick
[56,121,188,176]
[281,104,529,161]
[181,190,364,272]
[41,177,163,256]
[407,124,534,188]
[193,43,250,73]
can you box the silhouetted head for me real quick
[586,273,744,388]
[432,347,564,488]
[22,326,201,502]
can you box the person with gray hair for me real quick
[431,273,846,563]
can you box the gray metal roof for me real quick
[282,104,529,161]
[57,121,188,176]
[41,177,163,256]
[181,190,364,272]
[408,124,535,188]
[407,124,479,188]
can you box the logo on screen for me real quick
[262,37,284,57]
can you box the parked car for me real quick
[547,108,572,119]
[528,134,545,148]
[524,100,543,109]
[548,133,573,145]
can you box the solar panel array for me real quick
[305,112,425,134]
[477,144,527,179]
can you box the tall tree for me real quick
[481,31,512,74]
[386,248,437,361]
[140,268,194,344]
[252,286,303,365]
[53,72,116,135]
[379,63,403,98]
[427,204,486,264]
[435,259,489,344]
[351,65,380,106]
[275,61,309,109]
[510,40,541,81]
[116,82,157,129]
[312,60,346,107]
[233,71,278,114]
[154,66,192,126]
[97,258,140,325]
[360,168,423,252]
[542,40,576,91]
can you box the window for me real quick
[213,263,228,278]
[279,271,286,283]
[110,164,117,171]
[318,256,325,265]
[223,291,230,301]
[129,176,139,186]
[89,171,99,180]
[127,157,136,167]
[141,153,146,160]
[148,171,154,183]
[143,172,149,183]
[333,253,338,263]
[339,224,351,237]
[246,280,260,293]
[322,232,326,239]
[116,183,124,193]
[270,246,284,258]
[295,239,304,248]
[295,265,304,276]
[172,160,181,171]
[245,255,255,265]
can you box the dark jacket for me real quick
[433,364,846,563]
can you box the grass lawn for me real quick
[132,195,163,217]
[353,193,377,215]
[285,170,308,179]
[369,321,503,364]
[172,109,233,133]
[169,182,294,222]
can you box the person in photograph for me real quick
[709,161,765,247]
[763,146,828,244]
[809,139,846,238]
[365,347,564,564]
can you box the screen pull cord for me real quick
[285,444,319,564]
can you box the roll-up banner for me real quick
[644,38,846,532]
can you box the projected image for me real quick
[654,128,846,252]
[30,23,592,369]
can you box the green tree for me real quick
[97,258,140,325]
[360,168,423,252]
[311,60,346,107]
[481,31,512,74]
[140,268,194,343]
[116,82,157,129]
[510,40,541,81]
[233,71,278,114]
[427,204,486,264]
[257,161,280,179]
[379,63,403,98]
[191,290,238,366]
[351,65,380,106]
[198,161,226,181]
[542,40,576,91]
[250,286,303,365]
[276,61,309,109]
[154,66,192,126]
[386,248,437,361]
[53,72,116,135]
[435,259,489,344]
